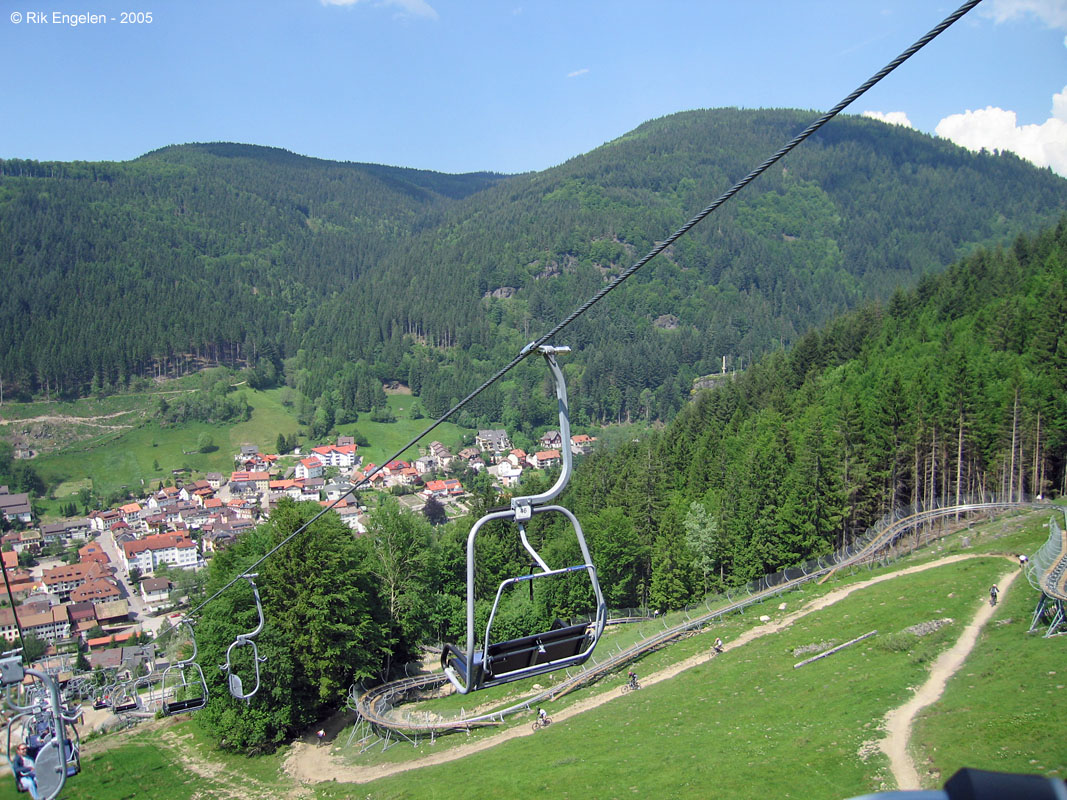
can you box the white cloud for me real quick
[861,110,914,128]
[935,86,1067,177]
[979,0,1067,29]
[321,0,439,21]
[567,68,590,79]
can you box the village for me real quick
[0,426,596,694]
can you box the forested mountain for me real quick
[562,220,1067,609]
[2,109,1065,430]
[0,143,505,397]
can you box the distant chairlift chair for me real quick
[219,573,267,703]
[107,680,141,715]
[442,345,606,694]
[161,619,209,715]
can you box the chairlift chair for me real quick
[107,677,145,715]
[1,652,70,800]
[442,346,606,694]
[219,573,267,703]
[161,619,209,715]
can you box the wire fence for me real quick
[1028,509,1067,598]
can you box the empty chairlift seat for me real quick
[443,619,594,689]
[441,346,606,694]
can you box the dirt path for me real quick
[283,553,995,787]
[0,410,137,426]
[877,566,1019,790]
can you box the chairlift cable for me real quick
[181,0,982,624]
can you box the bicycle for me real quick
[622,676,641,693]
[532,715,552,731]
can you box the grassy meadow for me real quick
[13,387,476,518]
[10,506,1059,800]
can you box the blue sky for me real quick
[2,0,1065,175]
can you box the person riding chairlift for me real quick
[14,743,39,800]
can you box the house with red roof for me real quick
[570,434,597,455]
[121,532,198,574]
[528,449,562,469]
[70,578,122,604]
[310,443,358,468]
[295,456,324,481]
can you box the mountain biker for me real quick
[537,707,548,724]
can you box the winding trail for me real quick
[877,565,1019,790]
[283,553,997,788]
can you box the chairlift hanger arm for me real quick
[220,574,267,703]
[511,346,574,516]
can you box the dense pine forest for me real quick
[2,109,1065,432]
[563,220,1067,605]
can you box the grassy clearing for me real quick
[0,392,158,422]
[0,717,295,800]
[910,515,1067,786]
[0,738,199,800]
[24,390,477,508]
[336,395,474,466]
[328,557,1017,799]
[31,387,302,503]
[330,508,1060,775]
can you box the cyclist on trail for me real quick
[714,637,724,653]
[989,585,999,607]
[537,707,548,724]
[627,670,639,690]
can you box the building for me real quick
[229,471,270,496]
[570,434,597,455]
[529,449,562,469]
[0,605,72,645]
[295,457,325,481]
[41,562,111,603]
[0,487,32,525]
[476,429,511,454]
[140,577,173,613]
[309,443,359,468]
[69,578,122,604]
[93,598,130,626]
[121,532,198,574]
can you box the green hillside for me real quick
[24,506,1062,800]
[2,109,1065,430]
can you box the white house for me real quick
[121,533,199,574]
[140,577,173,613]
[295,456,325,481]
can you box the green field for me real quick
[336,394,475,467]
[9,507,1060,800]
[13,387,477,517]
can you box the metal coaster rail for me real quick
[353,500,1047,737]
